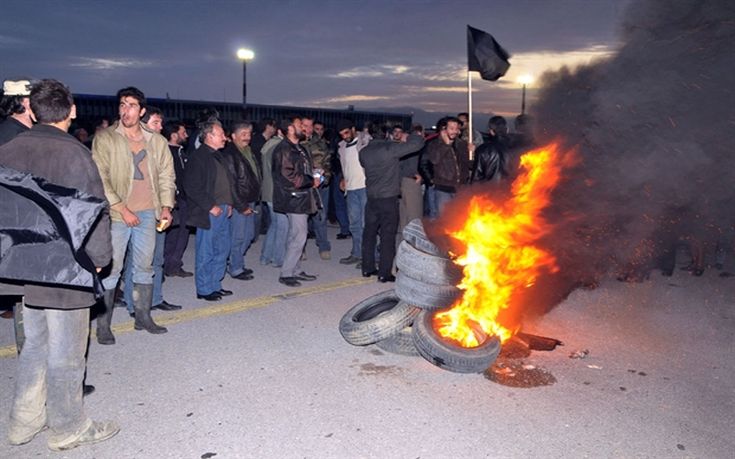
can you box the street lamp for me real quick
[517,74,534,115]
[236,48,255,108]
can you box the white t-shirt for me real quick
[340,140,366,190]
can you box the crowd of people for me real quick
[0,77,528,451]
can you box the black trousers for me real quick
[163,199,191,275]
[361,196,399,277]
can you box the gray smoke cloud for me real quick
[517,0,735,313]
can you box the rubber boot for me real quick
[96,289,116,345]
[132,283,167,334]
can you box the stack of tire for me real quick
[339,219,501,373]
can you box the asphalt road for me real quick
[1,228,733,458]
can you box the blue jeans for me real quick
[425,185,438,219]
[435,189,455,217]
[229,203,257,277]
[312,187,331,252]
[10,304,89,438]
[102,210,156,292]
[195,206,231,296]
[330,172,350,234]
[346,188,367,258]
[123,228,165,312]
[260,202,288,267]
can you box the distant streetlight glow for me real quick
[236,48,255,109]
[237,48,255,61]
[517,74,534,86]
[517,74,534,115]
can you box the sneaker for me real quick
[319,251,331,260]
[47,419,120,451]
[339,255,360,265]
[8,418,47,446]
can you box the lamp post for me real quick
[236,48,255,113]
[517,74,534,115]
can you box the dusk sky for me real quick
[1,0,629,119]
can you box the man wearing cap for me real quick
[0,79,34,146]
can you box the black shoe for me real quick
[339,255,360,265]
[128,311,135,318]
[83,384,95,397]
[218,289,233,296]
[152,300,183,311]
[336,233,352,240]
[242,268,254,276]
[295,271,317,281]
[307,231,316,239]
[362,270,378,278]
[197,292,222,301]
[278,277,301,287]
[232,272,254,280]
[378,275,396,283]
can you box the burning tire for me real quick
[339,290,420,346]
[402,218,448,258]
[412,310,501,374]
[375,325,419,357]
[395,271,461,311]
[395,240,463,285]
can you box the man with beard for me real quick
[221,121,260,281]
[162,120,193,278]
[92,87,175,342]
[272,116,319,287]
[419,116,473,216]
[184,120,234,301]
[0,79,119,451]
[359,127,424,281]
[301,116,332,260]
[336,119,370,266]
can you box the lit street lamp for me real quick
[517,74,534,115]
[237,48,255,109]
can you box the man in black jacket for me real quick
[359,130,425,281]
[0,79,119,451]
[0,79,34,146]
[162,120,193,278]
[184,120,234,301]
[272,116,318,287]
[221,121,260,281]
[471,116,508,183]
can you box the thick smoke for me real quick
[432,0,735,318]
[515,0,735,311]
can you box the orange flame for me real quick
[435,143,570,347]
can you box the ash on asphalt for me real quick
[485,338,557,388]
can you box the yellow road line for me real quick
[0,277,374,359]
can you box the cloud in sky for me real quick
[71,57,155,71]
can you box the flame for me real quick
[434,143,570,347]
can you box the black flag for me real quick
[467,25,510,81]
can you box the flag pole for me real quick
[467,69,474,161]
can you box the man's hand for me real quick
[243,207,254,215]
[121,207,140,227]
[226,205,233,217]
[414,173,422,184]
[210,205,223,217]
[313,177,320,188]
[468,143,476,154]
[158,207,173,231]
[339,178,346,192]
